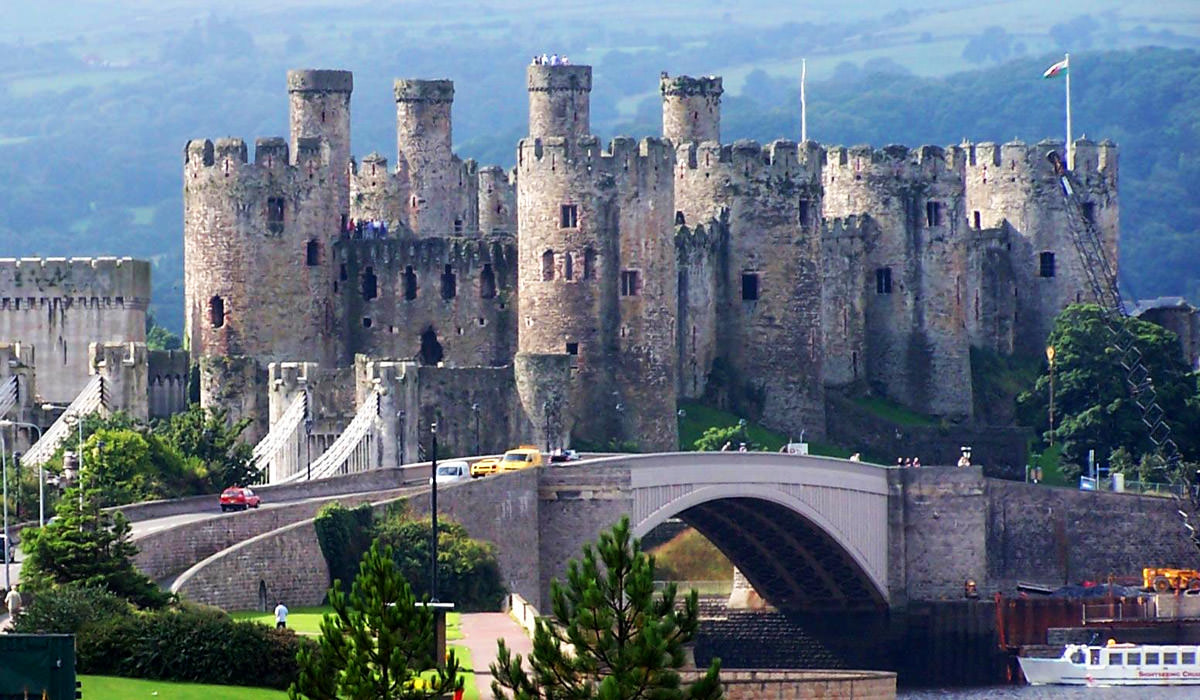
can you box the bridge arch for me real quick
[634,483,888,610]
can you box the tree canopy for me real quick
[491,516,722,700]
[1017,304,1200,476]
[289,541,461,700]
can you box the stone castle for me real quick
[178,62,1118,459]
[0,61,1121,465]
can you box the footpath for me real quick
[459,612,534,698]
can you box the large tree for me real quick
[289,541,461,700]
[1017,304,1200,475]
[19,486,170,609]
[491,516,723,700]
[155,404,259,489]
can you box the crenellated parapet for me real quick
[661,73,723,144]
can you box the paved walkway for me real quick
[459,612,534,699]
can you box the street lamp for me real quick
[396,409,406,467]
[542,401,551,453]
[1045,346,1056,447]
[303,417,314,482]
[42,403,84,508]
[1,420,46,526]
[429,420,439,602]
[471,403,480,455]
[2,429,10,589]
[738,418,749,451]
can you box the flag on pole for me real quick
[1043,57,1069,79]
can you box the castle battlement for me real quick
[824,143,964,182]
[527,64,592,92]
[517,135,674,184]
[394,78,454,103]
[0,257,151,299]
[186,137,333,179]
[821,215,874,241]
[676,139,823,183]
[337,234,516,271]
[287,69,353,94]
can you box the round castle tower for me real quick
[517,63,678,451]
[288,69,353,215]
[660,74,722,144]
[394,79,457,235]
[527,64,591,140]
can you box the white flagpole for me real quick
[801,58,808,142]
[1065,52,1073,168]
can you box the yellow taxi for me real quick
[498,445,544,472]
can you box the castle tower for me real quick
[517,64,678,451]
[287,69,353,215]
[823,145,972,419]
[527,64,591,140]
[660,74,722,144]
[394,79,460,235]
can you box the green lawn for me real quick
[231,606,463,640]
[79,675,287,699]
[850,395,939,427]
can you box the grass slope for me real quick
[648,527,732,582]
[677,399,855,458]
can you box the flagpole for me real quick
[1065,52,1073,168]
[800,58,808,142]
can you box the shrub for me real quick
[314,502,377,587]
[77,603,313,689]
[11,584,132,635]
[375,517,506,611]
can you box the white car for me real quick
[434,460,471,484]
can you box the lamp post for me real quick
[542,401,551,453]
[471,403,480,455]
[1,421,45,526]
[396,409,406,466]
[1046,346,1056,447]
[42,403,83,508]
[304,417,313,482]
[2,429,10,589]
[738,418,749,451]
[429,420,439,602]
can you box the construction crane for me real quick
[1046,150,1198,550]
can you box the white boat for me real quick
[1020,642,1200,686]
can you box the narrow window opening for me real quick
[620,270,641,297]
[564,252,574,280]
[306,240,320,266]
[267,197,285,233]
[560,204,578,228]
[361,266,378,301]
[542,250,555,281]
[209,296,226,328]
[363,317,372,328]
[973,211,981,229]
[1039,252,1056,278]
[441,264,457,299]
[404,265,418,300]
[852,351,859,378]
[925,201,942,227]
[339,264,348,281]
[675,211,685,226]
[583,248,596,280]
[419,327,444,365]
[799,199,812,227]
[1081,202,1096,224]
[480,264,497,299]
[741,272,760,301]
[974,295,980,321]
[454,218,464,234]
[875,267,893,294]
[566,342,579,355]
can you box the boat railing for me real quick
[1082,598,1157,624]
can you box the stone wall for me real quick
[148,349,189,419]
[679,670,895,700]
[334,236,517,367]
[172,468,543,610]
[0,257,149,405]
[414,364,521,457]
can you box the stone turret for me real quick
[526,64,591,140]
[660,74,722,144]
[287,69,353,215]
[394,79,457,235]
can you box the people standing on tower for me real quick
[540,53,549,65]
[550,53,560,65]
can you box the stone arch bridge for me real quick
[166,452,1198,614]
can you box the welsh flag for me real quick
[1043,57,1069,79]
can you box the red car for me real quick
[219,486,262,512]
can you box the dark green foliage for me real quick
[375,517,506,612]
[491,516,723,700]
[154,404,259,489]
[11,584,132,635]
[289,541,461,700]
[18,488,170,609]
[78,603,311,689]
[314,502,378,589]
[970,347,1043,425]
[1017,304,1200,473]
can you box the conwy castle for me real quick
[0,62,1135,465]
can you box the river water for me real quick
[900,687,1199,699]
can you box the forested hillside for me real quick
[0,23,1196,332]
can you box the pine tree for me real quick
[491,516,723,700]
[289,541,462,700]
